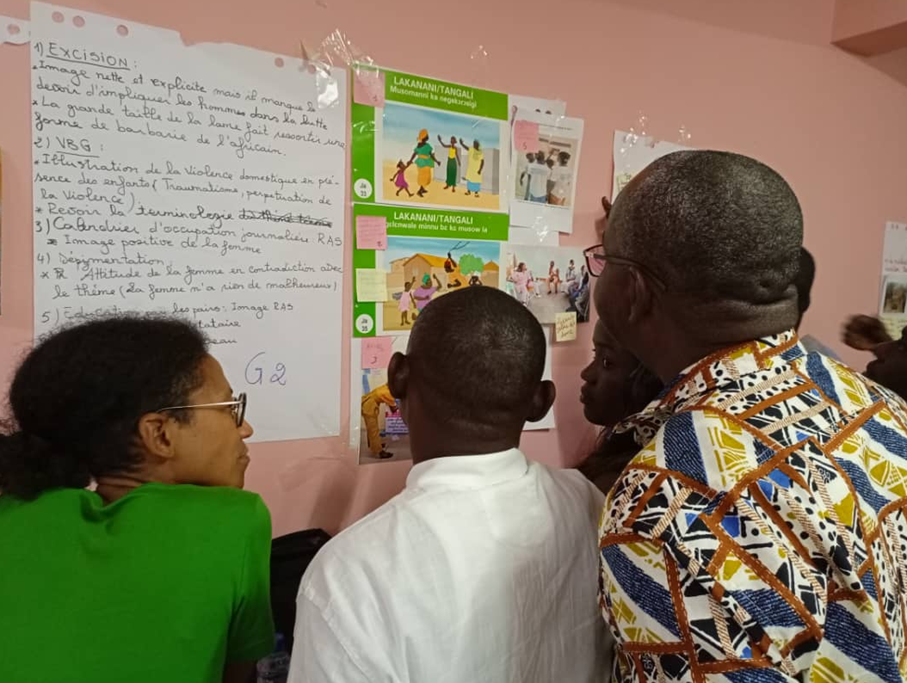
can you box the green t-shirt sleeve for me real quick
[226,495,275,662]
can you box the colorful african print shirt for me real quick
[599,330,907,682]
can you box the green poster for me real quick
[351,67,511,338]
[351,66,510,214]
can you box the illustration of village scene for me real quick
[379,236,502,333]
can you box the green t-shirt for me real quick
[0,483,275,683]
[414,142,434,167]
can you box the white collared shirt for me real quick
[289,449,610,683]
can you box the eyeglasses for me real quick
[158,392,247,427]
[582,244,667,289]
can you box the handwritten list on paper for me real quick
[30,3,347,442]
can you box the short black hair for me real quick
[0,315,208,499]
[406,287,546,429]
[612,150,803,305]
[794,247,815,318]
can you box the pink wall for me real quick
[833,0,907,54]
[2,0,907,537]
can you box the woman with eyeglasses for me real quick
[0,315,274,683]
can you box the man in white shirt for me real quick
[527,151,550,203]
[289,286,610,683]
[549,151,573,206]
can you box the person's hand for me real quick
[843,315,892,350]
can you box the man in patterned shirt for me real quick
[593,150,907,681]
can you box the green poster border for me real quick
[381,69,508,120]
[351,101,375,204]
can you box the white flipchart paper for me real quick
[31,2,347,441]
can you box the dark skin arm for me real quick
[437,135,451,148]
[478,160,484,175]
[458,138,470,151]
[433,274,442,289]
[223,661,255,683]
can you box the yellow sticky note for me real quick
[356,269,388,302]
[555,312,577,342]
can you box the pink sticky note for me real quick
[513,120,540,153]
[362,336,393,369]
[356,215,388,250]
[354,71,385,108]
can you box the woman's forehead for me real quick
[195,356,230,395]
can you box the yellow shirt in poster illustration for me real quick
[465,148,484,183]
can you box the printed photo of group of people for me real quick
[513,136,579,208]
[502,245,589,324]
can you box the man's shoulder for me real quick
[534,461,604,500]
[299,493,410,604]
[627,352,907,494]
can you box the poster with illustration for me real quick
[357,335,412,465]
[352,67,510,214]
[502,244,589,324]
[352,204,509,337]
[510,111,583,234]
[351,325,554,464]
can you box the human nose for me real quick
[238,418,254,439]
[580,360,597,383]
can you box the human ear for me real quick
[527,380,556,423]
[627,269,655,325]
[387,352,409,399]
[136,413,177,461]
